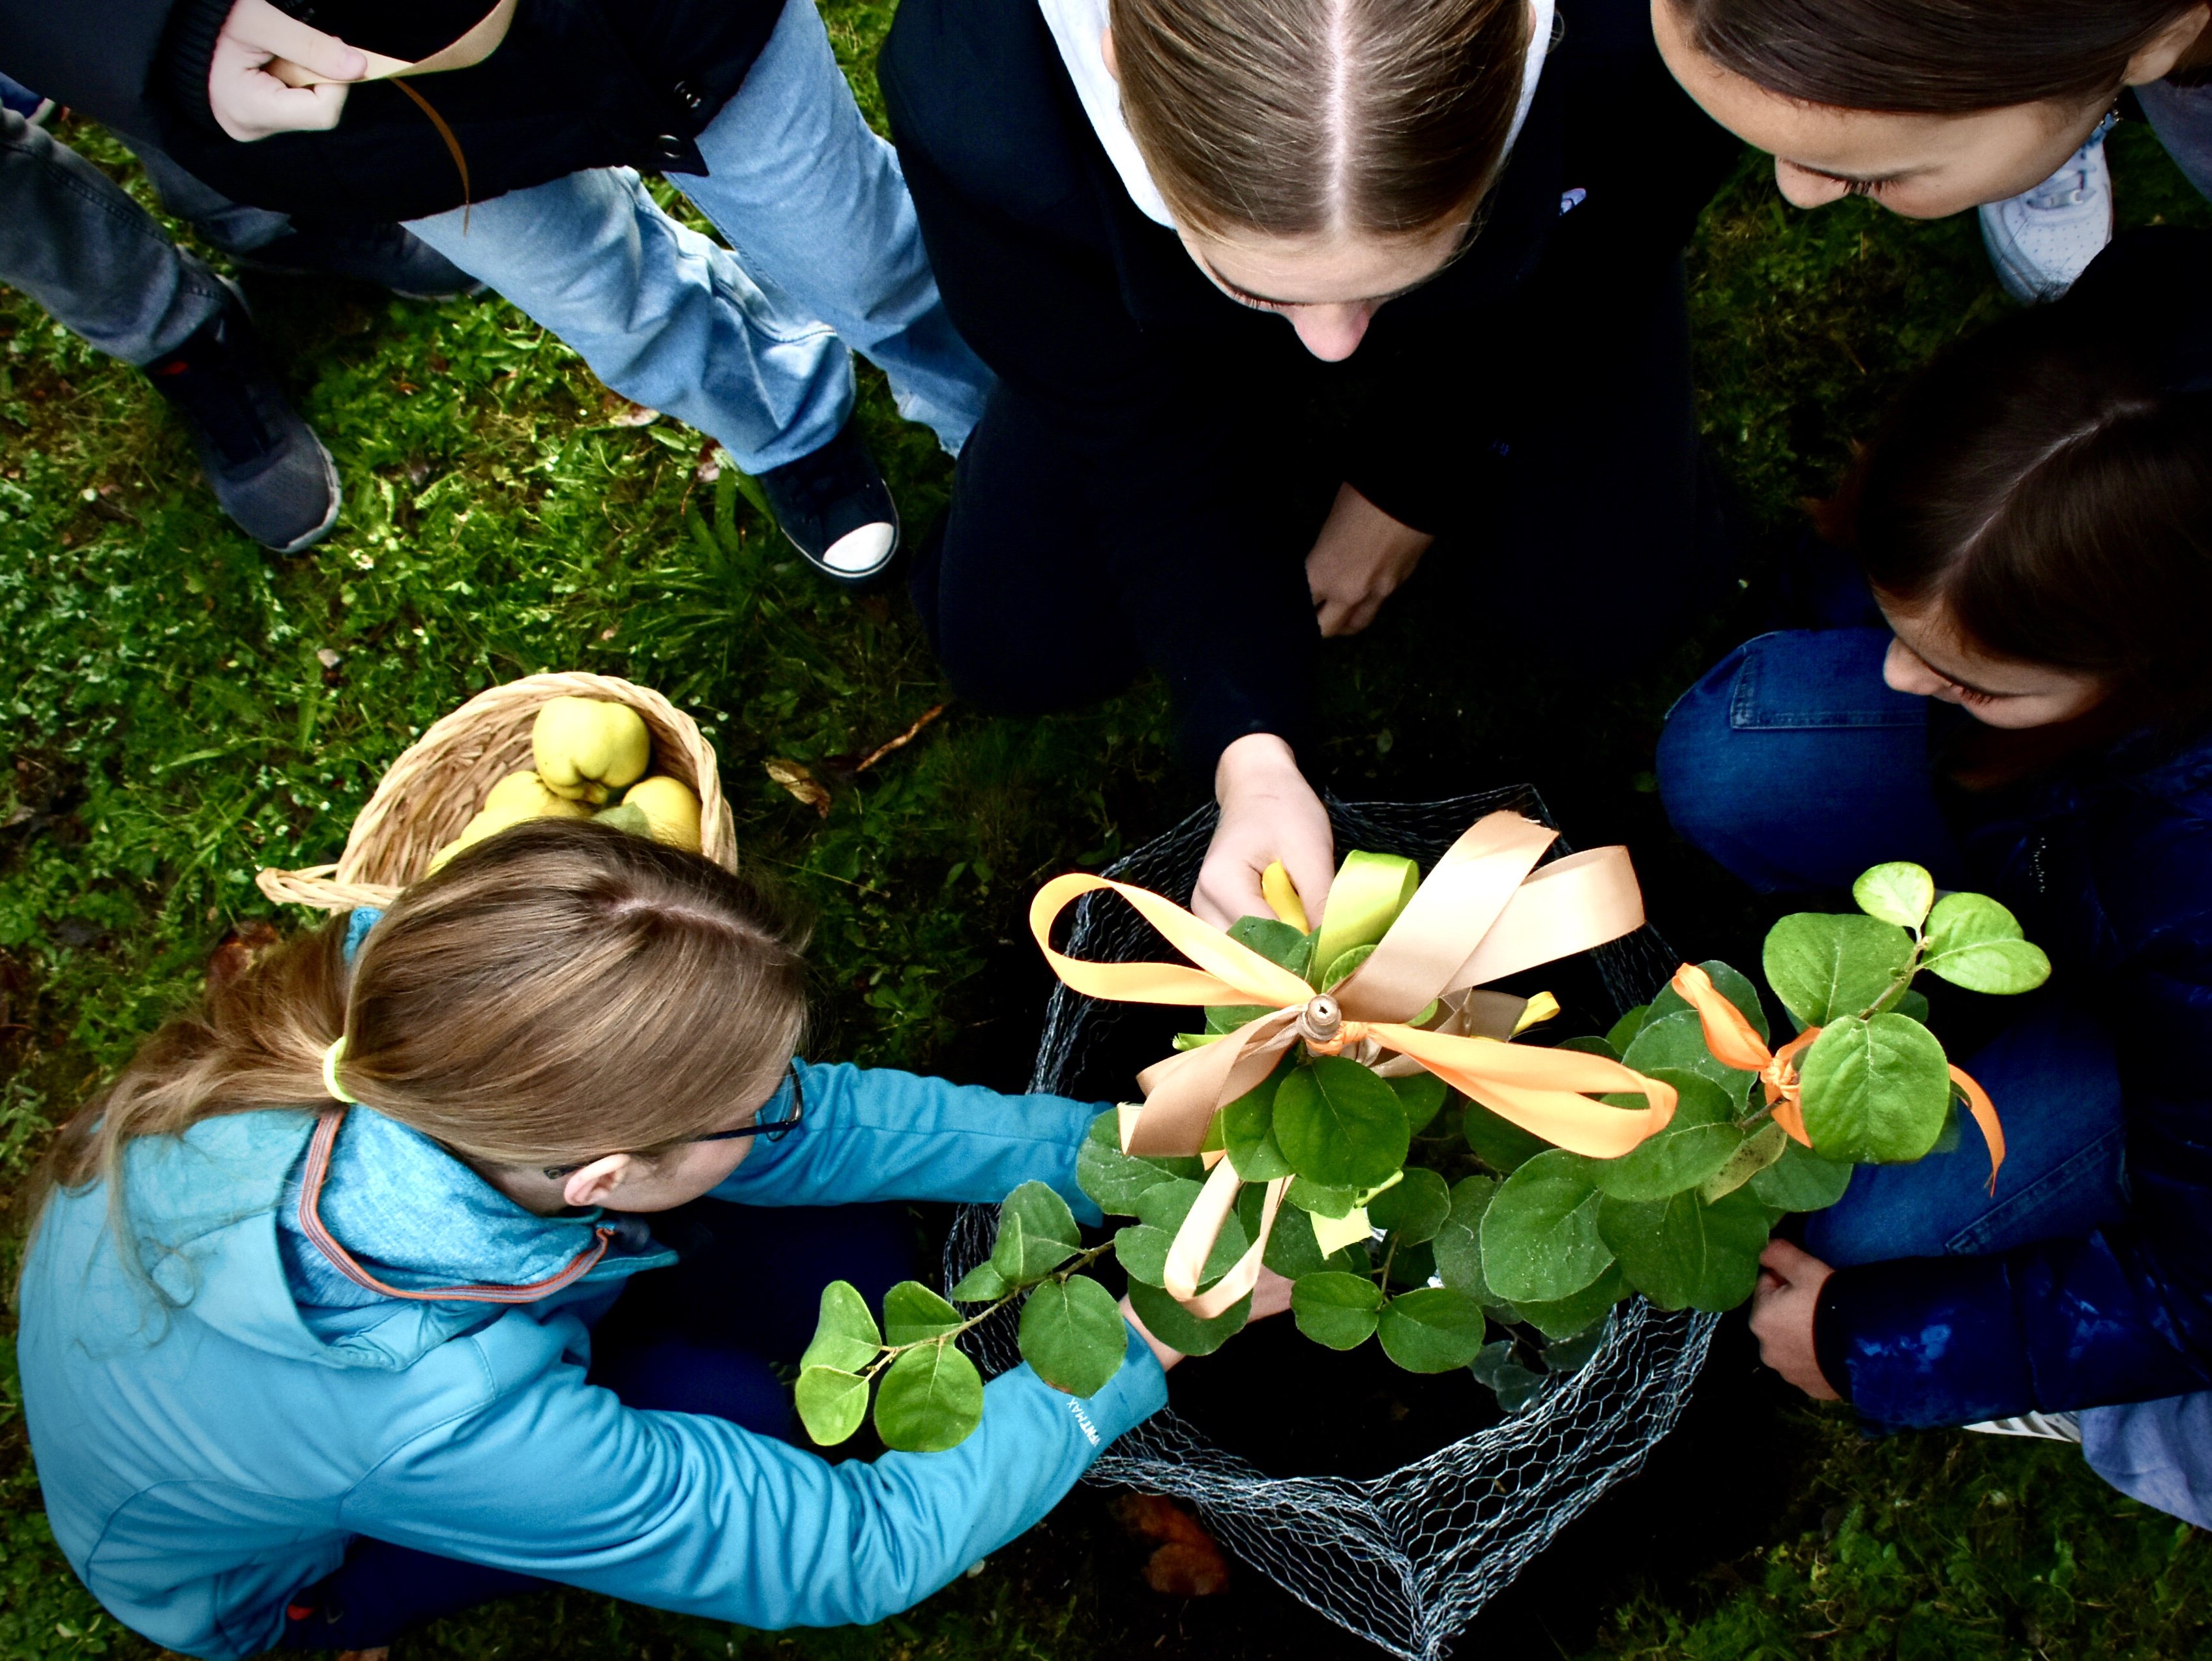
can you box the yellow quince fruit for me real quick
[622,775,703,852]
[532,697,651,804]
[480,769,591,820]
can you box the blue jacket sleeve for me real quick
[709,1061,1111,1224]
[1816,806,2212,1426]
[337,1313,1166,1628]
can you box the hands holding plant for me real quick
[1194,733,1335,929]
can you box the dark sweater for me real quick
[881,0,1739,763]
[0,0,783,222]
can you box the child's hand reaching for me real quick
[1194,734,1334,930]
[1750,1238,1841,1400]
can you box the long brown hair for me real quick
[1109,0,1533,239]
[1666,0,2201,114]
[1827,237,2212,759]
[32,819,809,1251]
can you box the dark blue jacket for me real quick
[1820,722,2212,1424]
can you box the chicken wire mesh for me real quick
[944,787,1718,1660]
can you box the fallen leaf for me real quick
[610,402,660,428]
[694,441,725,484]
[206,920,281,988]
[1111,1493,1230,1596]
[765,759,831,818]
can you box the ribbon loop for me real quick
[1038,812,1684,1314]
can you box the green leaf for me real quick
[1203,1001,1276,1035]
[874,1341,985,1453]
[1462,1099,1552,1173]
[794,1366,870,1447]
[1921,892,2052,995]
[1287,1175,1358,1218]
[1620,1010,1756,1106]
[1132,1180,1250,1282]
[1319,942,1378,991]
[1259,1199,1361,1279]
[1617,1067,1739,1128]
[1125,1277,1249,1356]
[1291,1270,1385,1349]
[1599,1188,1770,1311]
[883,1281,964,1345]
[1377,1287,1488,1372]
[1646,960,1769,1044]
[1853,862,1936,930]
[1273,1056,1411,1189]
[1385,1237,1437,1288]
[1557,1034,1619,1060]
[1605,1003,1652,1055]
[1366,1166,1451,1244]
[800,1281,881,1374]
[1699,1118,1790,1201]
[1587,1121,1743,1201]
[949,1259,1009,1303]
[992,1181,1083,1285]
[1473,1339,1550,1412]
[1113,1223,1174,1287]
[1310,849,1421,979]
[1749,1138,1855,1213]
[1017,1276,1128,1396]
[1544,1317,1612,1374]
[1479,1149,1614,1304]
[1225,914,1313,980]
[1799,1011,1953,1163]
[1220,1061,1295,1180]
[1076,1112,1191,1215]
[1430,1175,1497,1301]
[1389,1072,1451,1136]
[1763,913,1914,1027]
[1512,1263,1629,1340]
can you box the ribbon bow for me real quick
[1668,963,2006,1190]
[1030,812,1681,1316]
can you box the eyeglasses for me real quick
[540,1063,805,1181]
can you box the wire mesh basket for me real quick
[945,786,1717,1661]
[255,671,737,911]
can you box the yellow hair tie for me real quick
[321,1037,358,1104]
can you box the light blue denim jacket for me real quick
[20,917,1161,1658]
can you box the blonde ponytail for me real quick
[28,820,810,1261]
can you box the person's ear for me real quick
[1100,25,1117,81]
[561,1153,636,1210]
[2125,4,2210,85]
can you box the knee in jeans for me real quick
[1656,658,1761,859]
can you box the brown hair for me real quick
[1829,277,2212,742]
[1108,0,1533,239]
[32,819,809,1252]
[1667,0,2201,115]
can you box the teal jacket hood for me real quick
[21,1032,1160,1660]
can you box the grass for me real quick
[2,26,2210,1660]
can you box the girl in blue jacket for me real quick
[21,817,1243,1658]
[1657,228,2212,1527]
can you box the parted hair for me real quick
[1829,287,2212,729]
[1109,0,1533,239]
[32,819,810,1249]
[1668,0,2202,114]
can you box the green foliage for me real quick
[990,1181,1083,1284]
[1480,1150,1612,1304]
[1290,1269,1385,1350]
[1763,912,1915,1027]
[1852,861,1935,929]
[874,1344,986,1454]
[1598,1188,1768,1312]
[1364,1165,1449,1243]
[1799,1012,1952,1164]
[1375,1287,1486,1373]
[1271,1056,1409,1189]
[1016,1277,1128,1397]
[1922,890,2052,994]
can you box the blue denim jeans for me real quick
[0,107,227,364]
[404,0,991,471]
[1659,627,2211,1527]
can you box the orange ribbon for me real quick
[1031,812,1681,1316]
[1668,963,2006,1191]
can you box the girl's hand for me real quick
[1121,1266,1295,1374]
[209,0,365,141]
[1750,1238,1842,1400]
[1194,733,1334,930]
[1305,482,1434,638]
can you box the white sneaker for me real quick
[1965,1411,2082,1443]
[1978,128,2115,304]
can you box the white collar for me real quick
[1038,0,1557,230]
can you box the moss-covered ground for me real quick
[3,18,2209,1658]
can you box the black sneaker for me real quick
[233,221,482,301]
[756,420,901,586]
[145,284,340,553]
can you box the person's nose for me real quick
[1881,636,1947,699]
[1290,303,1375,361]
[1773,159,1850,209]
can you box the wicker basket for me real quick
[256,671,737,911]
